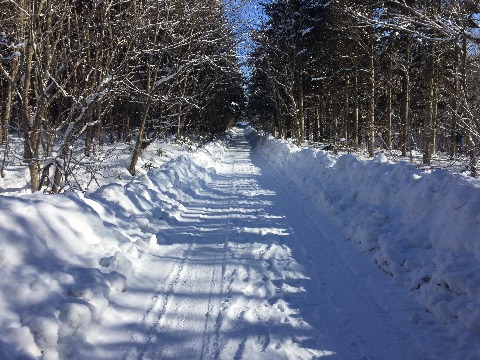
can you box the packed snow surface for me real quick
[0,127,479,359]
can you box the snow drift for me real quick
[0,191,129,360]
[249,128,480,347]
[0,140,226,360]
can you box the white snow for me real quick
[0,127,479,359]
[250,128,480,356]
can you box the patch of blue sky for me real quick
[223,0,270,78]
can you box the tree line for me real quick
[0,0,244,192]
[248,0,480,176]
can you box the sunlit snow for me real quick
[0,127,479,359]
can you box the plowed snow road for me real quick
[90,129,455,359]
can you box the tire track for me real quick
[124,244,193,360]
[150,244,227,359]
[207,141,239,359]
[200,250,220,360]
[208,134,269,360]
[144,139,238,359]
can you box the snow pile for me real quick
[0,192,131,359]
[250,129,480,346]
[0,139,226,359]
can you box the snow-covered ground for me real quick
[0,127,479,359]
[0,136,193,196]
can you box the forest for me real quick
[248,0,480,177]
[1,0,480,194]
[0,0,244,192]
[2,4,480,357]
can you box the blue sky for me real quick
[224,0,269,77]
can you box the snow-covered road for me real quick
[85,129,455,359]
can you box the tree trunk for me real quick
[176,104,183,138]
[85,123,93,156]
[354,74,360,150]
[297,75,305,144]
[51,150,66,194]
[109,103,115,144]
[124,115,131,144]
[333,95,338,145]
[274,88,283,138]
[386,51,393,150]
[21,17,41,191]
[400,72,410,157]
[367,47,375,157]
[400,38,412,157]
[466,130,477,178]
[2,56,19,145]
[128,101,151,176]
[450,43,460,159]
[313,97,320,142]
[423,43,436,165]
[344,78,350,143]
[432,76,438,156]
[96,105,104,148]
[460,36,477,177]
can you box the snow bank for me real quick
[0,192,128,359]
[0,139,226,359]
[250,129,480,347]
